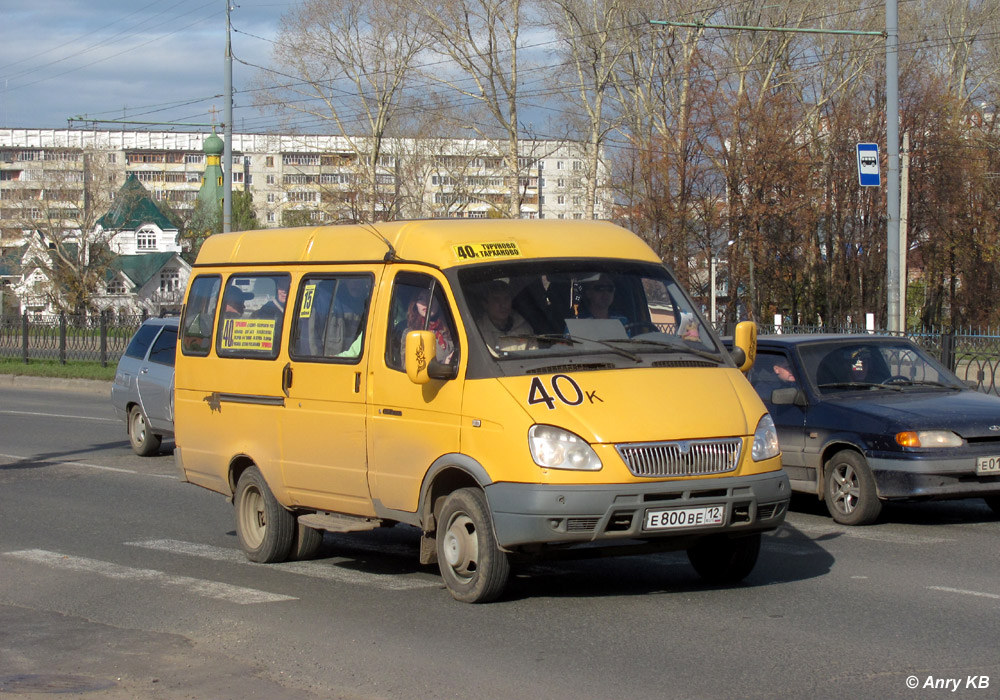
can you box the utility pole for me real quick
[885,0,900,332]
[223,0,233,233]
[899,131,910,331]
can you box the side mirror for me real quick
[405,330,457,384]
[771,387,807,407]
[732,321,757,373]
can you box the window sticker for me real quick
[300,283,317,319]
[453,241,522,261]
[220,318,277,351]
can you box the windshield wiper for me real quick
[500,334,642,362]
[817,382,903,392]
[610,337,724,363]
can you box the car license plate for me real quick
[976,455,1000,475]
[644,505,725,530]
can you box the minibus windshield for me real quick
[456,260,722,361]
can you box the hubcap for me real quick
[831,465,859,514]
[443,513,478,581]
[240,486,266,548]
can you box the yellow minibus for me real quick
[174,219,788,602]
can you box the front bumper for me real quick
[484,470,790,549]
[869,455,1000,500]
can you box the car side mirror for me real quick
[732,321,756,373]
[405,330,457,384]
[771,387,807,407]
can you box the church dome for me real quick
[203,131,224,155]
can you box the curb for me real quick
[0,374,111,396]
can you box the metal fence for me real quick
[4,313,1000,395]
[0,313,147,367]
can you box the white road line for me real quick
[4,549,297,605]
[0,409,118,423]
[928,586,1000,601]
[126,538,440,591]
[0,453,176,479]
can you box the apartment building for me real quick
[0,128,607,240]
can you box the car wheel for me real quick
[686,533,761,584]
[234,466,295,563]
[436,488,510,603]
[291,522,324,561]
[824,450,881,525]
[128,405,161,457]
[984,496,1000,517]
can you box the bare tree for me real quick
[260,0,431,222]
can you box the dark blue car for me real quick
[744,334,1000,525]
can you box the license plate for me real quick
[644,505,725,530]
[976,455,1000,475]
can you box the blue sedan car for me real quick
[745,334,1000,525]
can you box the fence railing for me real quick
[5,314,1000,396]
[0,312,148,367]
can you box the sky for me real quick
[0,0,286,131]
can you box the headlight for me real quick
[752,414,780,461]
[895,431,963,448]
[528,425,603,471]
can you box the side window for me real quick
[124,323,160,360]
[290,275,374,363]
[385,272,458,372]
[748,351,798,402]
[147,328,178,366]
[181,275,220,356]
[217,274,290,359]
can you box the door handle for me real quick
[281,362,293,397]
[380,408,402,416]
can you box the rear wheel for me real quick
[824,450,881,525]
[128,405,161,457]
[436,488,510,603]
[234,467,295,563]
[686,533,761,584]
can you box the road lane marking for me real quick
[4,549,296,604]
[928,586,1000,600]
[126,539,440,591]
[0,410,118,423]
[0,453,176,479]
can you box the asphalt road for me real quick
[1,381,999,700]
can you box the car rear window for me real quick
[124,323,161,360]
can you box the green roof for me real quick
[108,252,178,288]
[97,173,176,232]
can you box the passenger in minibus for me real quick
[476,280,536,353]
[403,290,455,363]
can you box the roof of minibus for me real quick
[192,219,660,268]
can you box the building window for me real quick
[266,175,275,185]
[107,280,126,295]
[266,156,274,167]
[573,161,582,170]
[556,161,564,170]
[557,178,565,188]
[137,228,157,250]
[267,212,275,223]
[557,195,565,205]
[185,153,204,164]
[160,270,180,292]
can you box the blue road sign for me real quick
[857,143,880,187]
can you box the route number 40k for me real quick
[527,375,598,410]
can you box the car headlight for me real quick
[752,414,780,461]
[895,431,964,448]
[528,425,603,471]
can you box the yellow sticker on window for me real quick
[220,318,277,351]
[452,241,521,261]
[299,284,317,318]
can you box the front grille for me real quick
[616,438,742,478]
[566,518,600,532]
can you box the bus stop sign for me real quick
[857,143,880,187]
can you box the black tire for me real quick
[984,496,1000,517]
[291,522,324,561]
[234,466,295,563]
[687,533,761,584]
[824,450,881,525]
[436,488,510,603]
[128,405,161,457]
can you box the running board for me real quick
[297,511,383,533]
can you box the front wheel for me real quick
[436,488,510,603]
[824,450,881,525]
[687,533,761,584]
[234,466,295,563]
[128,405,161,456]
